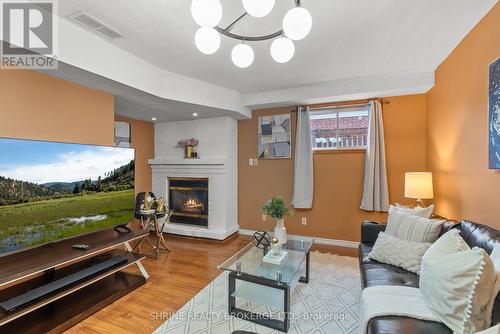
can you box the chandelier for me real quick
[191,0,312,68]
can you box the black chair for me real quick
[134,192,171,258]
[134,192,147,220]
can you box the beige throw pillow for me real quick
[474,325,500,334]
[386,210,445,243]
[420,230,496,333]
[389,204,435,219]
[487,244,500,326]
[423,227,469,259]
[369,232,431,274]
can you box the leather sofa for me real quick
[359,220,500,334]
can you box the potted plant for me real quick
[177,138,199,158]
[262,196,293,245]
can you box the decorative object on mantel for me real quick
[261,196,293,245]
[404,172,434,208]
[258,113,291,159]
[190,0,312,67]
[177,138,199,159]
[489,58,500,169]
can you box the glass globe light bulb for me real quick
[242,0,276,18]
[270,37,295,63]
[282,7,312,40]
[191,0,222,27]
[195,27,221,54]
[231,43,255,68]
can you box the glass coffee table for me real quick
[218,236,314,332]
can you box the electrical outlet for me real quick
[262,214,267,222]
[253,159,258,166]
[301,217,307,225]
[249,158,254,166]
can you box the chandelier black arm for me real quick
[215,0,300,42]
[215,26,283,41]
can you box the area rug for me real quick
[153,252,361,334]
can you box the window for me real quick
[310,105,369,150]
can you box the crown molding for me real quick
[243,71,435,109]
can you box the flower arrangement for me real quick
[261,196,293,219]
[177,138,199,147]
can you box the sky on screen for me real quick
[0,138,134,184]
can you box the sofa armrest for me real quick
[361,221,387,244]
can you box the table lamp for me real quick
[404,172,433,208]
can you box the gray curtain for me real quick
[360,100,389,212]
[292,106,314,209]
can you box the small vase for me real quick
[274,218,287,245]
[184,145,194,158]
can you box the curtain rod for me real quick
[307,99,390,111]
[309,102,369,111]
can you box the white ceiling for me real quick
[57,0,497,95]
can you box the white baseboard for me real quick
[238,229,359,249]
[313,237,359,249]
[162,224,239,240]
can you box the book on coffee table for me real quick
[263,249,288,265]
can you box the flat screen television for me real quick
[0,137,135,255]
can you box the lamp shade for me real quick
[404,172,434,199]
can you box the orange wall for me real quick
[116,116,154,193]
[0,70,114,145]
[238,94,427,242]
[0,70,154,195]
[426,3,500,227]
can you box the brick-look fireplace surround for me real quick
[149,117,238,240]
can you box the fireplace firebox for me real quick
[168,178,208,226]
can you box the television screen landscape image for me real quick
[0,138,135,254]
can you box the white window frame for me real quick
[310,104,369,151]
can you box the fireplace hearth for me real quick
[168,178,208,226]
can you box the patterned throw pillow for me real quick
[369,232,431,274]
[389,204,434,219]
[420,230,497,333]
[386,210,445,243]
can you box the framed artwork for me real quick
[258,113,292,159]
[489,58,500,169]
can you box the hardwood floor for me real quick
[65,233,357,334]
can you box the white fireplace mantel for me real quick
[150,117,238,240]
[149,158,227,166]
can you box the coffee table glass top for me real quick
[218,236,314,285]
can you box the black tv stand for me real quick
[0,227,150,333]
